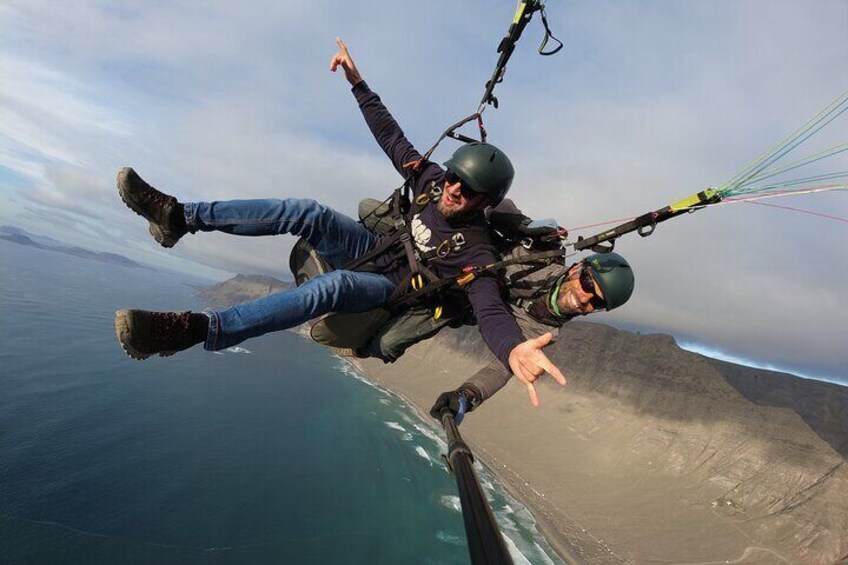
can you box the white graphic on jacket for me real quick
[410,214,435,253]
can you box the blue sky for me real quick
[1,0,846,380]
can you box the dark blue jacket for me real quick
[353,81,524,367]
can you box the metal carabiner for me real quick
[451,232,466,252]
[436,240,451,258]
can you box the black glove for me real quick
[429,387,480,425]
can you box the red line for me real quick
[568,216,636,231]
[740,200,848,223]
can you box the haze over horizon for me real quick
[1,0,846,380]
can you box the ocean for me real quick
[0,241,562,564]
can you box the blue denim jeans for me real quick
[183,198,396,351]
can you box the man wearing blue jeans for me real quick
[115,38,565,395]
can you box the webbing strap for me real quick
[343,233,402,272]
[537,6,563,55]
[386,246,567,310]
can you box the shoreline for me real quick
[342,353,588,564]
[287,321,848,564]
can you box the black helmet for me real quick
[443,142,514,205]
[584,252,635,311]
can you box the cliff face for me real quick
[550,322,848,563]
[361,320,848,564]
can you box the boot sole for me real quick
[148,223,178,248]
[117,167,178,249]
[115,310,178,360]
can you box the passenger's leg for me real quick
[204,270,395,351]
[118,167,377,266]
[360,307,455,362]
[185,198,376,269]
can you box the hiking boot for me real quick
[115,309,208,360]
[117,167,187,248]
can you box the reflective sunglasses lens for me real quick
[459,184,478,200]
[446,171,477,200]
[579,268,595,294]
[581,267,606,310]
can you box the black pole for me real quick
[574,189,722,253]
[440,410,513,565]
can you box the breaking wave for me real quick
[435,530,464,545]
[439,495,461,513]
[414,446,431,464]
[384,421,406,433]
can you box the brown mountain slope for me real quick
[195,275,293,308]
[358,320,848,564]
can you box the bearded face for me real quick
[437,177,487,221]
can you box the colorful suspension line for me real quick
[716,89,848,200]
[562,90,848,249]
[568,184,848,234]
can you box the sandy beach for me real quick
[353,333,629,563]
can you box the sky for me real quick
[1,0,846,382]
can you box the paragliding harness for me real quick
[289,183,502,351]
[289,193,572,353]
[341,173,493,312]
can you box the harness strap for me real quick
[386,246,568,310]
[343,232,402,272]
[345,185,416,274]
[503,262,552,289]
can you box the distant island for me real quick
[195,274,294,308]
[197,273,848,563]
[0,225,146,269]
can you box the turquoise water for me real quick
[0,242,561,564]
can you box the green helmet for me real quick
[443,142,514,205]
[584,252,635,311]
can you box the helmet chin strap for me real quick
[549,274,566,317]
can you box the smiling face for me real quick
[436,175,488,220]
[555,263,606,316]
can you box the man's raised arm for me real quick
[330,37,423,178]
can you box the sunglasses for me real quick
[445,170,480,200]
[579,266,607,310]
